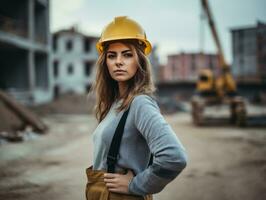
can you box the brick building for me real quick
[160,52,219,82]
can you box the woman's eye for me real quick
[124,53,133,58]
[107,54,115,59]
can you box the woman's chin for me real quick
[113,77,130,82]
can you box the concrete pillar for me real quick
[28,0,34,41]
[28,50,35,91]
[46,0,53,91]
[28,0,35,91]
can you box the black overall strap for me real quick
[107,106,131,173]
[148,154,153,166]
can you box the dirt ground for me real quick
[0,113,265,200]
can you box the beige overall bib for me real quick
[85,166,152,200]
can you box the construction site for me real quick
[0,0,266,200]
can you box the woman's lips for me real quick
[114,70,126,73]
[114,69,126,72]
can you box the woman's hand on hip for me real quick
[104,169,134,194]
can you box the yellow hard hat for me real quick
[96,16,152,55]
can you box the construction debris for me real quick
[0,90,47,143]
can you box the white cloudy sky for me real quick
[51,0,266,64]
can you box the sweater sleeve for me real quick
[128,95,188,195]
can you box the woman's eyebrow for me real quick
[107,49,132,54]
[121,49,132,53]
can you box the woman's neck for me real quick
[118,81,128,99]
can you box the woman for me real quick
[86,16,187,200]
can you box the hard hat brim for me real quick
[96,37,152,55]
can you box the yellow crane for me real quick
[191,0,246,126]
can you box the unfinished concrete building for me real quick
[52,28,98,96]
[0,0,52,105]
[231,22,266,82]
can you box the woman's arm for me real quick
[128,95,188,195]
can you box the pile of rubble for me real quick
[0,90,47,143]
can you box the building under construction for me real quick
[231,22,266,83]
[0,0,52,105]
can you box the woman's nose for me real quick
[115,55,123,67]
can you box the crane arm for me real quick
[201,0,228,69]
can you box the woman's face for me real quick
[106,42,138,82]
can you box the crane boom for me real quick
[201,0,228,68]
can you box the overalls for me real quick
[85,106,153,200]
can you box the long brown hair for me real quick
[90,39,156,122]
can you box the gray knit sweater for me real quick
[92,94,187,195]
